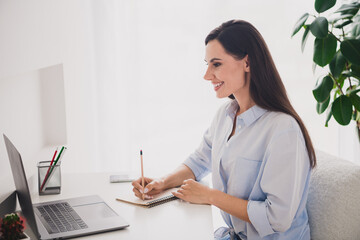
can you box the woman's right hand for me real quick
[132,177,166,200]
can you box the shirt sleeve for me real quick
[183,104,224,181]
[183,127,213,180]
[247,128,310,238]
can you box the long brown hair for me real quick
[206,20,316,168]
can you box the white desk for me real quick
[30,172,214,239]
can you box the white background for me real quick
[0,0,359,207]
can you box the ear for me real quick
[243,55,250,72]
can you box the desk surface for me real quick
[30,172,214,239]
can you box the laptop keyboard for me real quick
[37,202,88,234]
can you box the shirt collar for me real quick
[225,100,268,127]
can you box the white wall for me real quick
[0,70,44,194]
[0,0,99,200]
[92,0,359,176]
[0,0,358,203]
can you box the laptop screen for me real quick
[3,134,41,239]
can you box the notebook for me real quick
[116,187,179,208]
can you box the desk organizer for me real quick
[37,161,61,195]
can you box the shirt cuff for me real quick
[183,156,207,181]
[247,200,275,238]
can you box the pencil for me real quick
[140,150,144,200]
[40,148,58,192]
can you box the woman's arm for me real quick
[172,179,251,223]
[209,188,250,223]
[162,164,196,189]
[132,164,195,199]
[132,103,226,200]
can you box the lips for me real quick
[213,81,224,91]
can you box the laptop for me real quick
[3,134,129,239]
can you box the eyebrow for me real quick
[204,58,222,63]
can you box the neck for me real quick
[234,96,255,115]
[233,73,254,115]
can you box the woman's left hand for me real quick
[172,179,212,204]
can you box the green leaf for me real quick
[325,108,332,127]
[341,39,360,65]
[339,13,356,19]
[352,23,360,38]
[354,14,360,21]
[331,95,353,125]
[313,34,337,67]
[350,93,360,111]
[310,17,329,38]
[347,88,360,95]
[313,75,334,102]
[351,64,360,75]
[315,0,336,13]
[340,9,359,16]
[335,3,360,14]
[329,51,346,78]
[329,13,355,23]
[337,74,347,86]
[301,25,310,52]
[346,86,360,95]
[316,96,330,114]
[292,13,309,37]
[334,19,353,28]
[355,110,360,122]
[342,70,360,80]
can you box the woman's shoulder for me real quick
[262,110,301,133]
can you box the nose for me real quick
[203,66,213,81]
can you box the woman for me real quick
[132,20,316,240]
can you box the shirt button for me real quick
[238,125,242,129]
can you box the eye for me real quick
[213,62,221,67]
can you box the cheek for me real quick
[216,69,230,81]
[234,69,247,86]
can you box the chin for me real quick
[215,93,228,99]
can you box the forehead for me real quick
[205,40,230,61]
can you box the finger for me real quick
[183,179,195,185]
[132,181,145,193]
[177,188,188,195]
[133,187,142,196]
[132,177,144,185]
[144,194,154,200]
[180,184,190,190]
[172,191,185,200]
[133,190,149,200]
[133,188,142,199]
[133,177,153,187]
[144,181,159,193]
[147,189,162,196]
[132,180,142,188]
[144,177,154,184]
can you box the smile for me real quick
[213,82,224,91]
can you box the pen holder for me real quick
[37,161,61,195]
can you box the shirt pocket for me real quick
[226,156,262,199]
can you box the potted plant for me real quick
[0,213,29,240]
[292,0,360,141]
